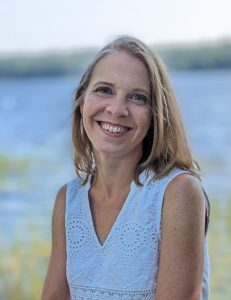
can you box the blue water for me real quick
[0,70,231,242]
[1,71,231,160]
[0,76,76,155]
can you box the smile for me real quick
[99,122,130,134]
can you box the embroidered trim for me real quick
[69,284,155,300]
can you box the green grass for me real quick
[208,196,231,299]
[0,196,230,299]
[0,155,29,173]
[0,155,30,190]
[0,228,50,300]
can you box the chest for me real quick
[89,195,126,246]
[66,183,162,294]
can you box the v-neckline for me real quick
[84,177,137,249]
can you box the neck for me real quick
[92,154,140,199]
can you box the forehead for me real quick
[89,51,150,90]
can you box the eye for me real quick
[129,93,148,104]
[94,86,113,95]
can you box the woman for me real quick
[42,36,210,300]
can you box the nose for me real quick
[105,95,129,117]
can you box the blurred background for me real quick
[0,0,231,299]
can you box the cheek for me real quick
[81,100,94,120]
[82,95,105,114]
[140,109,152,131]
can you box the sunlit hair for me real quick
[72,35,200,185]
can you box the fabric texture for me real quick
[65,168,210,300]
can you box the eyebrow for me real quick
[92,81,150,95]
[92,81,114,87]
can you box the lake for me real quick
[0,70,231,242]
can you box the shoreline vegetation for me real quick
[1,195,231,299]
[0,38,231,78]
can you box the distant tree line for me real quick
[0,40,231,78]
[156,40,231,70]
[0,50,96,78]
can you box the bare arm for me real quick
[41,185,70,300]
[156,174,206,300]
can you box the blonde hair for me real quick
[72,36,200,185]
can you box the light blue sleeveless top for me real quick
[65,168,210,300]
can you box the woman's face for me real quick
[81,51,152,162]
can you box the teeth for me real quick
[101,123,127,133]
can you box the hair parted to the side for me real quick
[72,35,200,185]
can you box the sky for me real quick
[1,0,231,54]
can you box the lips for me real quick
[98,121,131,134]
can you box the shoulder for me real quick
[66,174,86,192]
[162,173,206,233]
[156,173,206,298]
[165,173,204,207]
[52,185,67,227]
[41,185,70,299]
[57,184,67,198]
[54,184,67,209]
